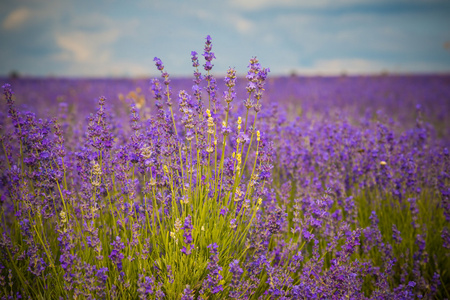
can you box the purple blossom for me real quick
[191,51,199,68]
[203,243,223,294]
[183,215,193,244]
[202,35,215,71]
[153,57,164,71]
[181,285,194,300]
[392,224,402,244]
[109,236,125,271]
[220,207,229,217]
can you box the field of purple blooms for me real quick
[0,36,449,299]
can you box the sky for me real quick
[1,0,450,77]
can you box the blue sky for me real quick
[1,0,449,77]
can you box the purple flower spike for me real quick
[181,244,194,256]
[183,215,193,244]
[109,236,125,271]
[153,57,164,71]
[392,224,402,244]
[191,51,199,68]
[181,285,194,300]
[202,243,223,294]
[202,35,215,71]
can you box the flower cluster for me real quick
[0,36,448,299]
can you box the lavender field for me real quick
[0,37,449,299]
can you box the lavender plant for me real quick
[0,36,271,299]
[0,36,449,300]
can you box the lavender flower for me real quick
[392,224,402,244]
[202,35,215,71]
[109,236,125,271]
[202,243,223,294]
[181,285,194,300]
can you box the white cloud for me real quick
[228,14,254,34]
[59,58,151,77]
[2,7,32,30]
[52,13,148,76]
[55,29,119,63]
[230,0,304,10]
[303,58,389,74]
[186,7,255,35]
[2,0,448,76]
[268,10,446,59]
[228,0,351,10]
[285,58,450,75]
[229,0,448,10]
